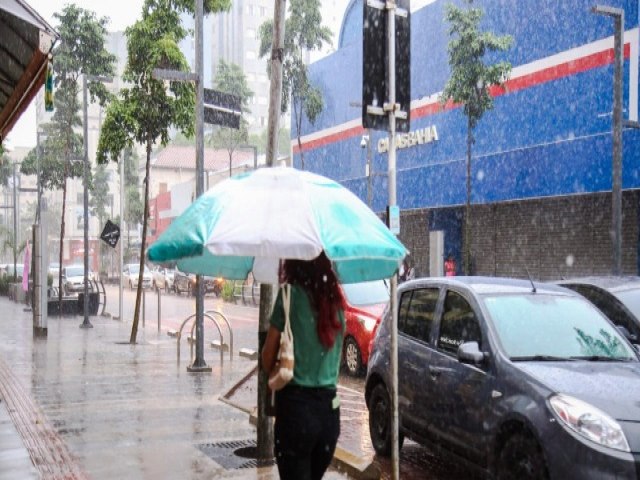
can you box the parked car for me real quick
[123,263,152,290]
[174,269,221,296]
[152,266,175,292]
[340,279,389,376]
[61,264,95,294]
[1,263,23,279]
[366,276,640,479]
[48,262,60,279]
[555,276,640,341]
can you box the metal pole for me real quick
[366,129,373,207]
[142,288,146,328]
[157,287,161,332]
[12,163,17,283]
[257,0,286,460]
[387,2,400,479]
[613,12,623,275]
[188,0,210,373]
[591,5,624,275]
[80,74,93,328]
[119,152,124,321]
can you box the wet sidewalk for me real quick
[0,297,352,479]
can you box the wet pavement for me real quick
[0,296,349,479]
[0,287,482,479]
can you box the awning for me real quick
[0,0,58,141]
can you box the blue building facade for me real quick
[292,0,640,279]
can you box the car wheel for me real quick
[497,433,548,480]
[368,383,403,457]
[343,337,363,376]
[129,280,133,290]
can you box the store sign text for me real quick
[377,125,439,153]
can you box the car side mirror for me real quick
[457,341,486,365]
[617,325,638,343]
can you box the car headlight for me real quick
[549,394,630,452]
[357,314,377,332]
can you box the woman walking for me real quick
[261,251,346,480]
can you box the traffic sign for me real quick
[204,88,241,129]
[362,0,411,133]
[100,220,120,248]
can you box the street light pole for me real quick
[592,4,624,275]
[187,0,211,373]
[81,74,113,329]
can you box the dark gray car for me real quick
[366,276,640,479]
[555,276,640,341]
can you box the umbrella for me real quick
[147,166,407,283]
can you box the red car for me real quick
[341,280,389,376]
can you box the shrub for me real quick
[0,276,8,296]
[221,280,235,302]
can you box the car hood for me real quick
[517,362,640,420]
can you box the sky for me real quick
[6,0,144,150]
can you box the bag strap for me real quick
[282,284,292,341]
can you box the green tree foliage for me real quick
[441,0,512,274]
[207,60,253,177]
[247,127,291,157]
[97,0,230,343]
[21,4,116,313]
[258,0,331,169]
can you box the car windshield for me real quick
[483,294,636,361]
[65,266,84,277]
[341,280,389,306]
[128,265,140,274]
[613,288,640,320]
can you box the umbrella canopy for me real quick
[147,166,407,284]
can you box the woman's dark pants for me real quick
[274,385,340,480]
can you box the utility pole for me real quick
[81,74,112,329]
[257,0,286,460]
[119,151,125,322]
[187,0,211,373]
[12,163,17,283]
[592,5,624,275]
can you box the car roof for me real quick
[401,276,574,296]
[554,276,640,293]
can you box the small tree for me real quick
[207,60,253,177]
[98,0,230,344]
[258,0,331,170]
[21,4,115,314]
[441,0,512,274]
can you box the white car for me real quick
[152,266,175,292]
[124,263,152,290]
[61,264,95,294]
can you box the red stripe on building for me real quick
[293,44,631,154]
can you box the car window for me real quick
[484,294,636,360]
[438,290,481,355]
[399,288,439,343]
[614,288,640,321]
[65,266,84,277]
[342,280,389,306]
[567,285,637,335]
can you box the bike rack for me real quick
[204,309,233,357]
[175,312,228,363]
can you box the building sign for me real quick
[377,125,439,153]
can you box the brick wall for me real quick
[399,191,639,280]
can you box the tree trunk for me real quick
[130,137,152,344]
[464,118,472,275]
[293,98,304,170]
[57,161,69,316]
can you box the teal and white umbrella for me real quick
[147,166,407,284]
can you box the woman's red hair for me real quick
[280,252,345,349]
